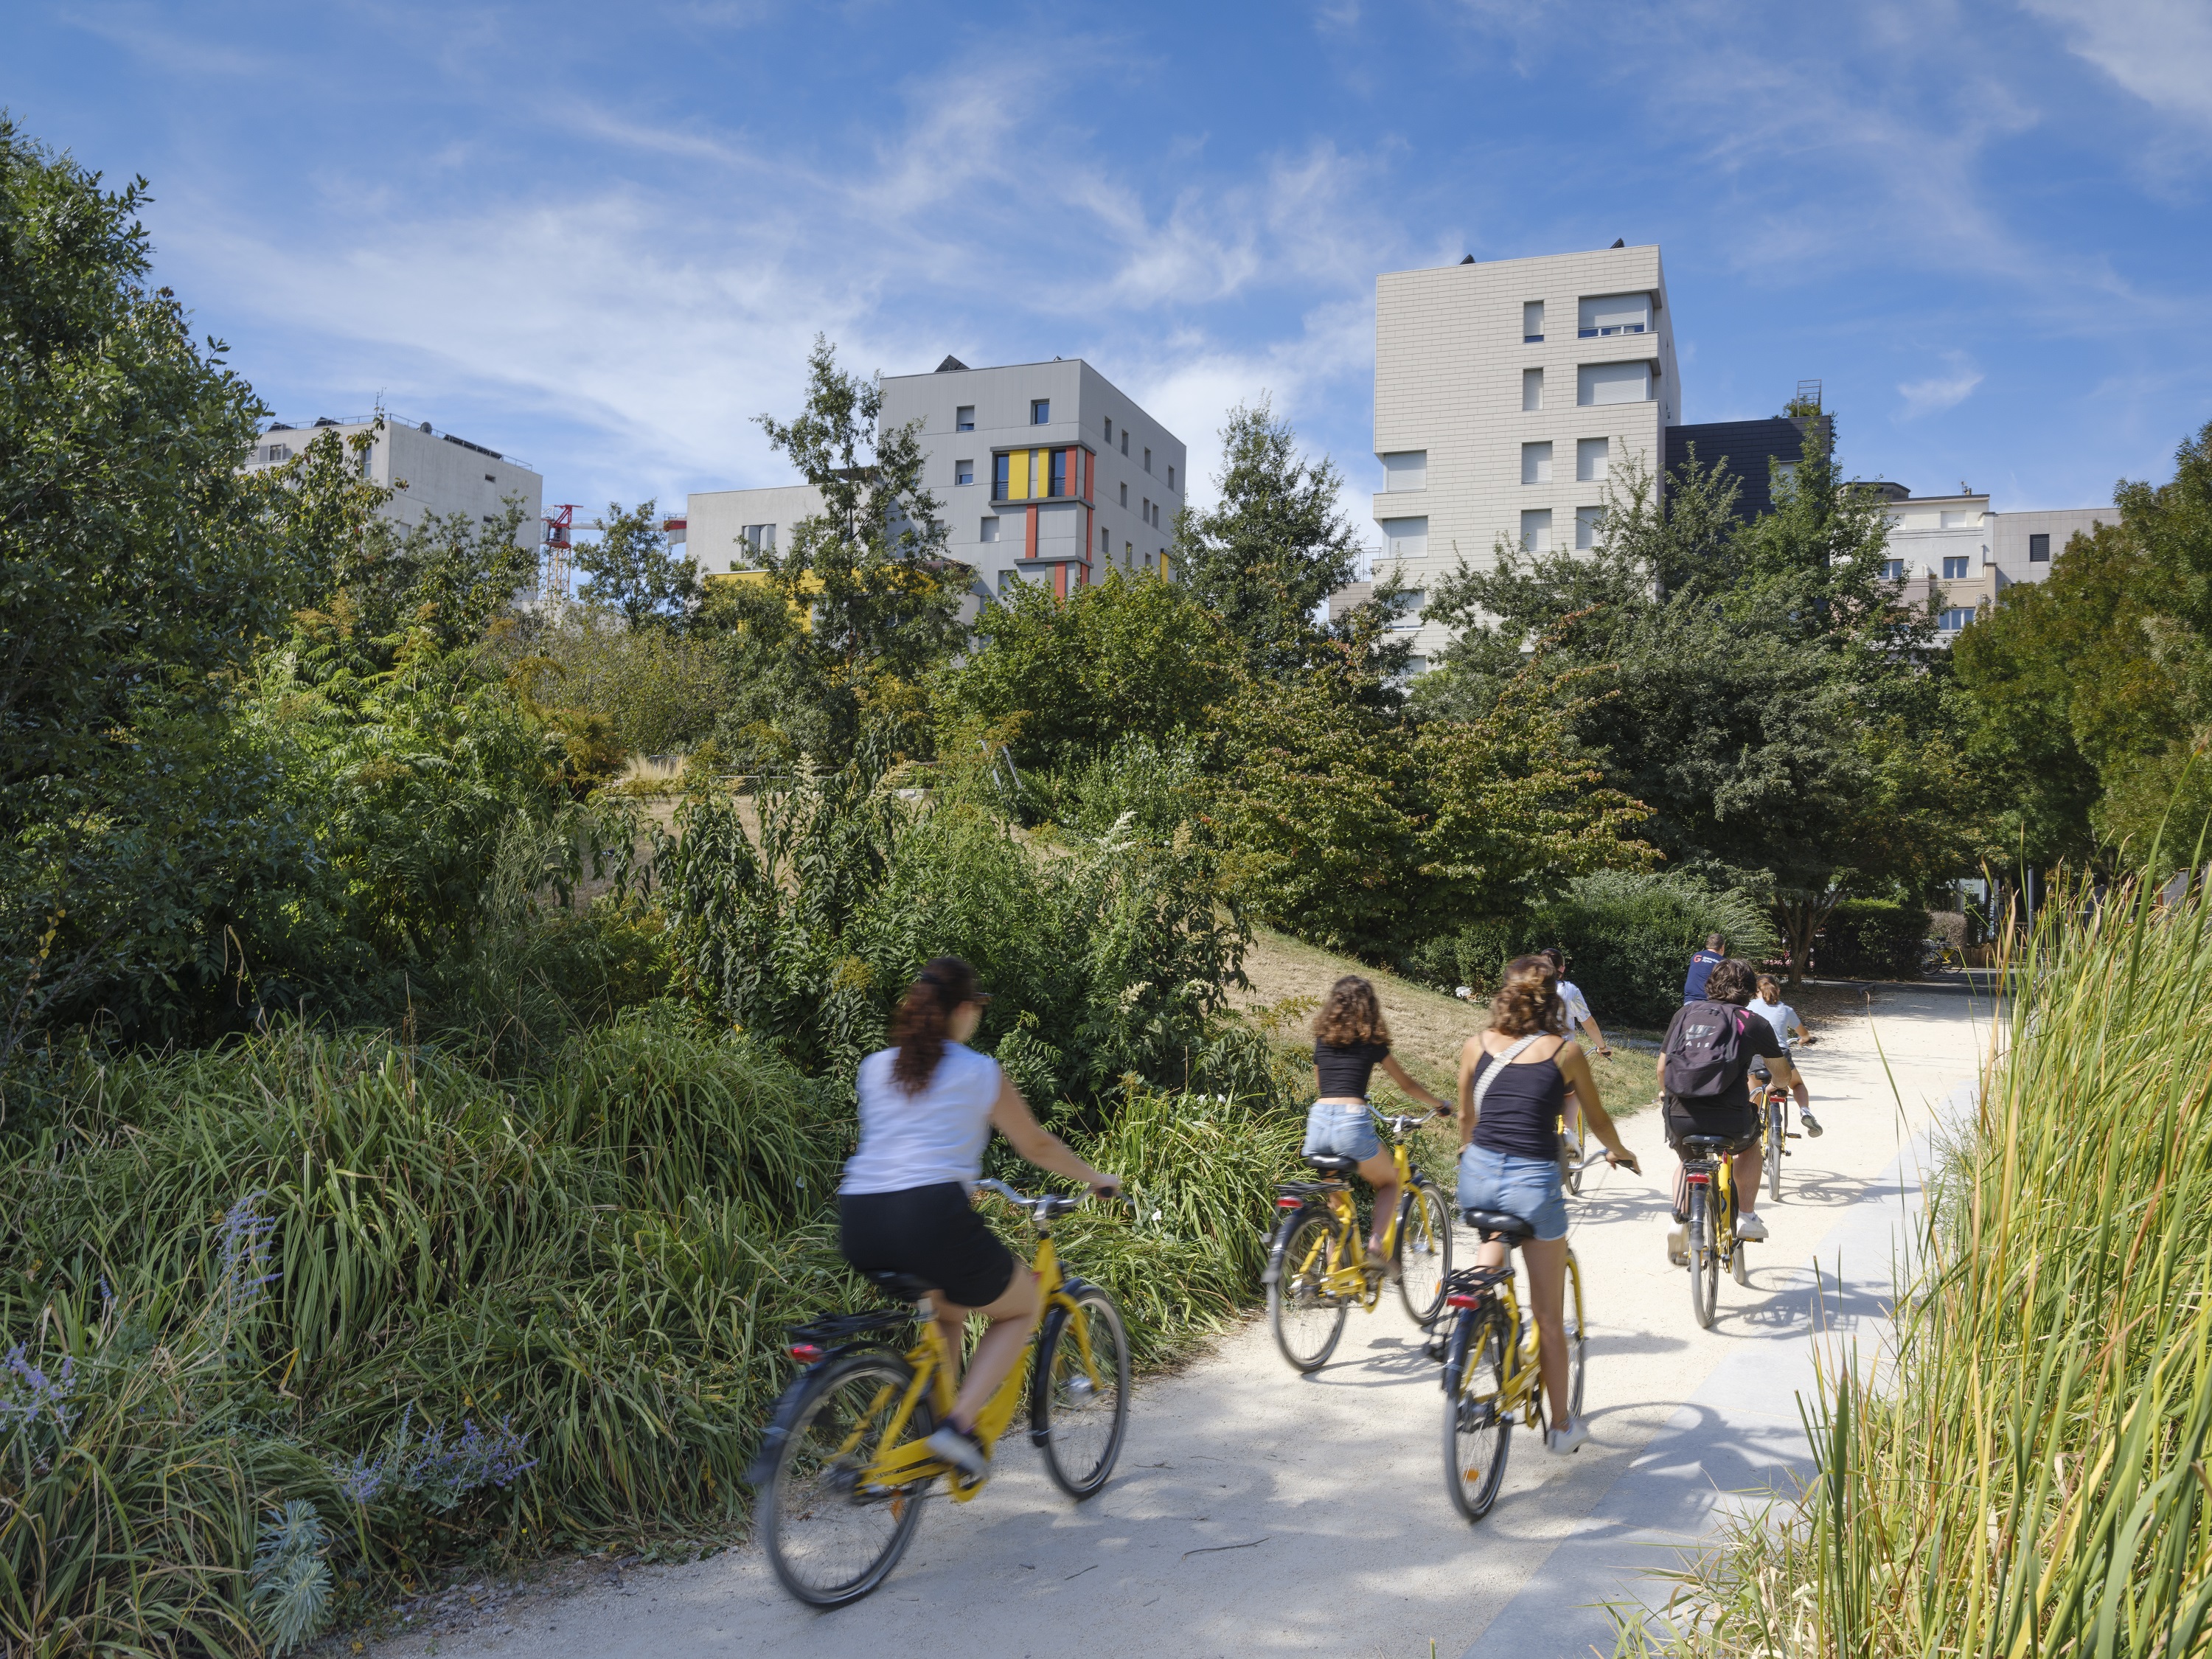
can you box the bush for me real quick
[1814,897,1929,980]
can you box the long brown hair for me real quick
[1704,959,1759,1006]
[1314,975,1389,1047]
[890,956,979,1093]
[1489,955,1562,1037]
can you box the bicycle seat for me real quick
[1303,1153,1360,1174]
[1678,1134,1758,1158]
[862,1270,937,1302]
[1461,1207,1534,1240]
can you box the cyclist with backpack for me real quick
[1655,958,1792,1257]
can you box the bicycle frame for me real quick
[1444,1246,1585,1430]
[1274,1124,1425,1305]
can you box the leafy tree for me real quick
[936,569,1241,768]
[573,499,698,628]
[1172,399,1411,702]
[732,337,967,764]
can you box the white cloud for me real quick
[2022,0,2212,134]
[1896,356,1985,420]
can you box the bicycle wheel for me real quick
[1443,1302,1513,1522]
[1687,1186,1719,1330]
[759,1351,930,1608]
[1767,1096,1785,1204]
[1396,1180,1454,1327]
[1562,1249,1587,1420]
[1033,1285,1132,1499]
[1269,1208,1349,1373]
[1563,1111,1587,1197]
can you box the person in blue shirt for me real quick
[1682,936,1726,1003]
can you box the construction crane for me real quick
[540,504,581,602]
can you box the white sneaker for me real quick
[1666,1225,1687,1267]
[1800,1110,1823,1138]
[925,1424,988,1478]
[1545,1416,1589,1455]
[1736,1211,1770,1242]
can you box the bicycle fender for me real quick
[742,1341,905,1486]
[1260,1209,1312,1287]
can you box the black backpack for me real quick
[1663,1001,1747,1099]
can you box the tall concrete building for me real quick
[246,414,543,551]
[688,355,1186,616]
[1371,244,1680,668]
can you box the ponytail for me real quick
[890,956,980,1094]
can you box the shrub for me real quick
[1814,897,1929,980]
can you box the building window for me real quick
[1120,430,1129,456]
[1523,300,1544,343]
[1942,555,1970,580]
[993,453,1011,497]
[1101,526,1110,555]
[1388,590,1425,630]
[956,405,975,431]
[1575,507,1604,549]
[1523,368,1543,411]
[1032,399,1050,425]
[1404,655,1427,676]
[1382,451,1427,493]
[742,524,776,557]
[2029,532,2051,562]
[1049,450,1068,497]
[955,459,974,486]
[980,516,1001,543]
[1103,417,1113,443]
[1120,481,1128,507]
[1882,558,1905,581]
[1144,447,1152,473]
[1577,362,1651,406]
[1167,465,1175,490]
[1380,515,1428,563]
[1520,509,1553,554]
[1940,509,1975,529]
[997,567,1024,593]
[1939,607,1975,633]
[1125,540,1134,565]
[1521,442,1553,485]
[1576,437,1609,483]
[1576,293,1652,337]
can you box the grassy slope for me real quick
[1231,925,1663,1124]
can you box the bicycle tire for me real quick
[1443,1301,1513,1523]
[1032,1285,1132,1499]
[1688,1186,1718,1330]
[1269,1208,1349,1372]
[1564,1112,1587,1197]
[1562,1248,1587,1421]
[1767,1095,1785,1204]
[759,1350,930,1608]
[1396,1179,1454,1328]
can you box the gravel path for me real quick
[364,987,1987,1659]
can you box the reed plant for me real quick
[1620,865,2212,1657]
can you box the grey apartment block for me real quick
[246,416,543,553]
[1372,244,1680,665]
[686,358,1185,620]
[1876,490,2118,642]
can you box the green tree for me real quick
[1172,399,1410,701]
[573,499,698,628]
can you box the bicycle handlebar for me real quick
[976,1178,1119,1216]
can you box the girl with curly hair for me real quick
[1304,975,1451,1277]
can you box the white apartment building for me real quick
[1372,244,1680,667]
[688,356,1186,617]
[245,415,543,552]
[1876,487,2116,640]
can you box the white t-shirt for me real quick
[1557,979,1593,1033]
[841,1041,1004,1196]
[1750,995,1800,1048]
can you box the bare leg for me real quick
[1520,1235,1572,1427]
[1733,1147,1763,1211]
[934,1266,1041,1433]
[1356,1150,1400,1253]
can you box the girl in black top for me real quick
[1455,956,1638,1455]
[1304,975,1450,1276]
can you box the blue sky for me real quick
[9,0,2211,542]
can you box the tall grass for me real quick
[1621,869,2212,1656]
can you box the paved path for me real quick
[369,988,1988,1659]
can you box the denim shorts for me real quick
[1455,1142,1569,1241]
[1301,1101,1380,1163]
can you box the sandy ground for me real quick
[361,983,1989,1659]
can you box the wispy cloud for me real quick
[1897,355,1986,419]
[2022,0,2212,136]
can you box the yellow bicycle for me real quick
[1438,1166,1601,1522]
[1680,1132,1753,1326]
[1265,1111,1454,1371]
[749,1180,1130,1607]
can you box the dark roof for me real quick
[1663,416,1830,521]
[935,355,970,373]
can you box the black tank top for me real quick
[1469,1042,1570,1163]
[1313,1039,1389,1099]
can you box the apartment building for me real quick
[245,415,543,551]
[1876,487,2117,641]
[1371,243,1680,667]
[688,355,1186,617]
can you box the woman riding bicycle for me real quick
[1304,975,1451,1278]
[838,956,1121,1481]
[1455,956,1639,1455]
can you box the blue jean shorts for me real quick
[1301,1101,1380,1163]
[1455,1143,1568,1241]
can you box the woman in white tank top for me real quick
[838,957,1121,1480]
